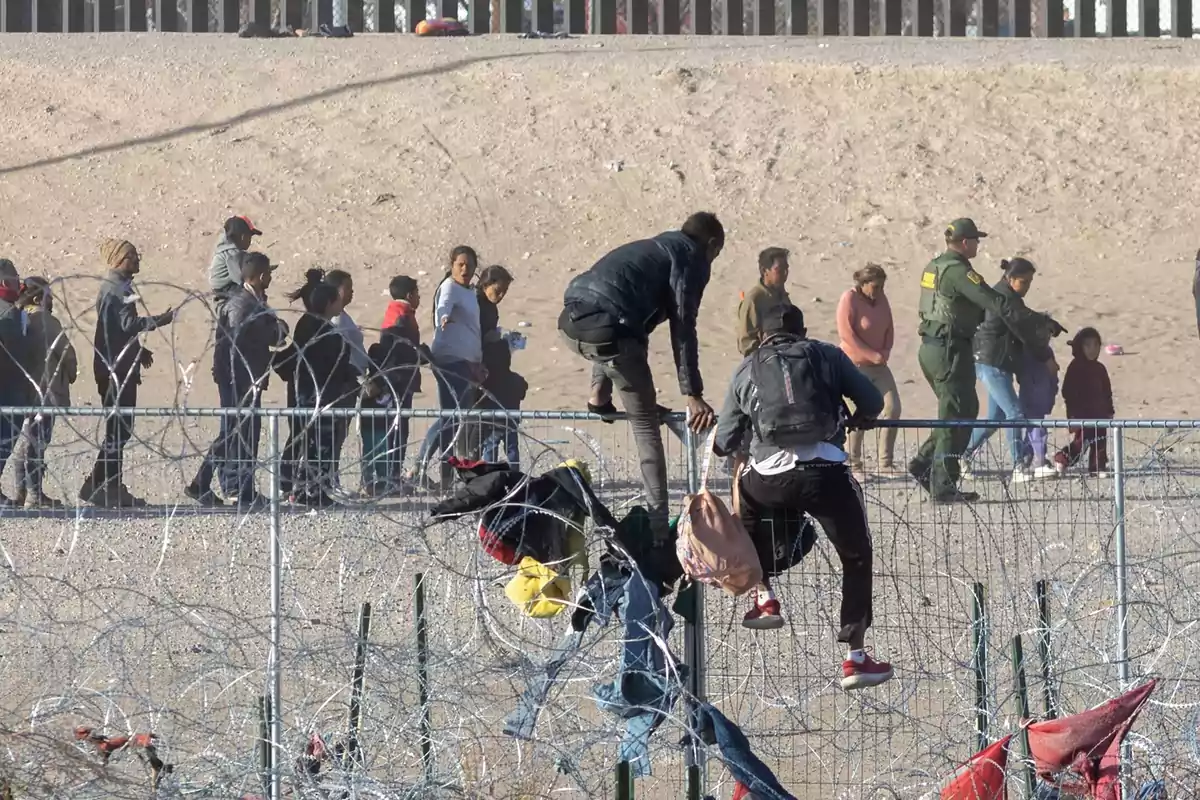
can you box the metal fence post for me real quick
[1112,426,1132,795]
[267,414,284,800]
[683,425,705,799]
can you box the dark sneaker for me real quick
[24,493,64,510]
[931,490,979,504]
[587,401,619,424]
[908,461,931,493]
[185,483,225,508]
[236,494,270,513]
[296,491,339,509]
[115,484,148,509]
[0,492,13,510]
[841,651,894,691]
[86,484,122,508]
[742,599,785,631]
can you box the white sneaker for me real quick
[1031,463,1060,479]
[1011,466,1033,484]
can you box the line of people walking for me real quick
[0,217,530,509]
[0,211,1117,521]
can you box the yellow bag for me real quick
[504,557,571,618]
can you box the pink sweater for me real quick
[837,288,894,366]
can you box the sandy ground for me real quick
[2,33,1200,799]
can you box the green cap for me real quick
[945,218,988,241]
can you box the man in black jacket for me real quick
[82,239,175,508]
[558,212,724,539]
[0,258,33,508]
[187,253,282,509]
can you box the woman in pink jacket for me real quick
[837,264,901,474]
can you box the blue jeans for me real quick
[362,394,412,488]
[417,359,477,475]
[966,363,1023,466]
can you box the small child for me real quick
[1014,330,1060,482]
[382,276,421,341]
[362,276,428,495]
[1053,327,1113,476]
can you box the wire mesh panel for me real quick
[3,412,1200,796]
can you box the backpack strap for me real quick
[697,427,717,492]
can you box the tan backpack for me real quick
[675,431,763,596]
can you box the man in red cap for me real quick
[209,216,262,303]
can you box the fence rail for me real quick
[2,0,1197,38]
[0,406,1195,798]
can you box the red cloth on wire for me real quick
[1025,679,1156,800]
[940,735,1011,800]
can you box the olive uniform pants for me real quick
[911,338,979,496]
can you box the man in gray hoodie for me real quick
[209,216,262,300]
[712,304,894,691]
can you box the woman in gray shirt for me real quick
[416,245,481,487]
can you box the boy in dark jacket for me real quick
[362,279,429,495]
[1053,327,1114,475]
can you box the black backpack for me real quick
[749,337,842,448]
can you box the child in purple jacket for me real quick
[1014,322,1061,483]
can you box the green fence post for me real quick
[1035,579,1058,718]
[348,601,372,768]
[415,573,433,782]
[970,582,989,752]
[616,760,633,800]
[1011,635,1036,798]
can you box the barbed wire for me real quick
[0,276,1198,797]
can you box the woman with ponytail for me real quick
[278,268,359,506]
[962,258,1065,482]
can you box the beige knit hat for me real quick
[99,238,136,269]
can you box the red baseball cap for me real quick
[225,216,263,237]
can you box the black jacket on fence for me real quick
[285,313,359,408]
[972,280,1053,374]
[559,231,711,397]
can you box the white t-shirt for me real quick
[334,310,370,373]
[751,442,848,475]
[431,278,482,364]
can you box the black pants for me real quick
[15,412,55,495]
[738,463,873,645]
[89,378,137,489]
[194,378,262,500]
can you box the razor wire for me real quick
[1,275,1200,797]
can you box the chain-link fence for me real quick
[0,410,1196,798]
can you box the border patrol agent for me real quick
[909,218,1037,503]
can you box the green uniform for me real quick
[911,249,1014,497]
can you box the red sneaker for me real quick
[841,651,894,690]
[742,599,784,630]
